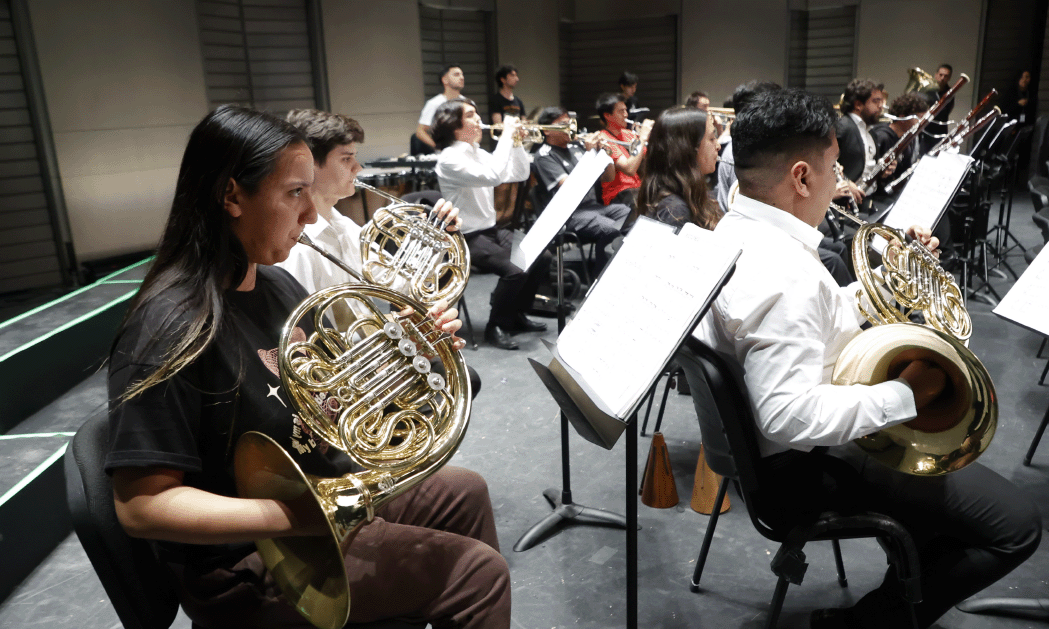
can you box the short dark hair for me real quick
[430,97,477,150]
[440,64,461,84]
[285,109,365,165]
[537,106,568,126]
[685,91,709,108]
[595,92,625,121]
[888,92,930,118]
[619,71,638,87]
[842,78,885,113]
[495,64,517,87]
[731,80,782,115]
[732,88,836,177]
[938,64,953,75]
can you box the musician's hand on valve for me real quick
[638,119,654,142]
[398,301,466,351]
[430,198,462,232]
[502,116,525,143]
[906,224,940,257]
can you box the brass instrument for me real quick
[904,67,937,94]
[481,118,578,146]
[828,204,996,476]
[707,106,735,127]
[353,179,470,306]
[234,234,472,629]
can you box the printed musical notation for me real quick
[884,153,974,234]
[554,219,739,418]
[994,245,1049,337]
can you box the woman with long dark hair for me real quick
[635,106,722,230]
[105,105,510,628]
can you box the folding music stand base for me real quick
[514,234,629,553]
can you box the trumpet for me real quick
[481,118,578,146]
[352,179,470,306]
[707,106,735,127]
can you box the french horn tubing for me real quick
[353,179,471,307]
[234,234,472,629]
[828,204,996,476]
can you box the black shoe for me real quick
[510,313,547,332]
[484,325,519,350]
[809,608,852,629]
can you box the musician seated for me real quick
[105,105,510,629]
[432,98,552,351]
[277,108,481,395]
[634,105,721,230]
[596,93,653,209]
[869,92,930,203]
[533,106,630,272]
[695,88,1040,629]
[718,80,852,286]
[836,78,888,209]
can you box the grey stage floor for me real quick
[3,194,1049,629]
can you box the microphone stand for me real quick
[513,229,628,552]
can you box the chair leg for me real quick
[690,476,730,592]
[764,576,791,629]
[1038,337,1047,359]
[1024,401,1049,466]
[831,539,847,587]
[1040,357,1049,386]
[457,297,477,350]
[651,370,676,434]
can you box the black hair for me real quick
[285,109,365,165]
[495,64,517,87]
[431,97,477,150]
[595,92,625,122]
[619,71,638,87]
[116,105,307,401]
[636,106,722,229]
[938,64,953,75]
[732,88,836,177]
[731,80,782,114]
[685,91,709,108]
[440,64,461,84]
[888,92,930,118]
[841,78,885,114]
[537,106,568,126]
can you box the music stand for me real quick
[986,124,1033,277]
[513,231,628,553]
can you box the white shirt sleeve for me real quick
[419,97,440,126]
[439,134,528,188]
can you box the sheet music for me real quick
[993,245,1049,337]
[875,153,973,253]
[555,219,740,417]
[511,149,612,270]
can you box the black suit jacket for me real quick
[835,114,867,182]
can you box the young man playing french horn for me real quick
[694,88,1040,629]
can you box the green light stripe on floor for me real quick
[0,443,67,507]
[0,432,76,440]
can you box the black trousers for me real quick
[464,226,551,327]
[758,448,1042,628]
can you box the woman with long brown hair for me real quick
[635,106,722,229]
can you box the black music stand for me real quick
[513,231,627,553]
[986,125,1033,278]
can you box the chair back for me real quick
[65,410,181,629]
[675,336,775,538]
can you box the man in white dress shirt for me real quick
[696,88,1040,629]
[432,98,551,350]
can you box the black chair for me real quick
[674,336,922,629]
[66,411,426,629]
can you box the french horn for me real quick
[234,234,471,629]
[354,178,471,307]
[828,205,995,476]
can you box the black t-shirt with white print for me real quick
[106,265,352,567]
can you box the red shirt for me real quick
[599,121,643,205]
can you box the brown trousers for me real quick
[174,467,510,629]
